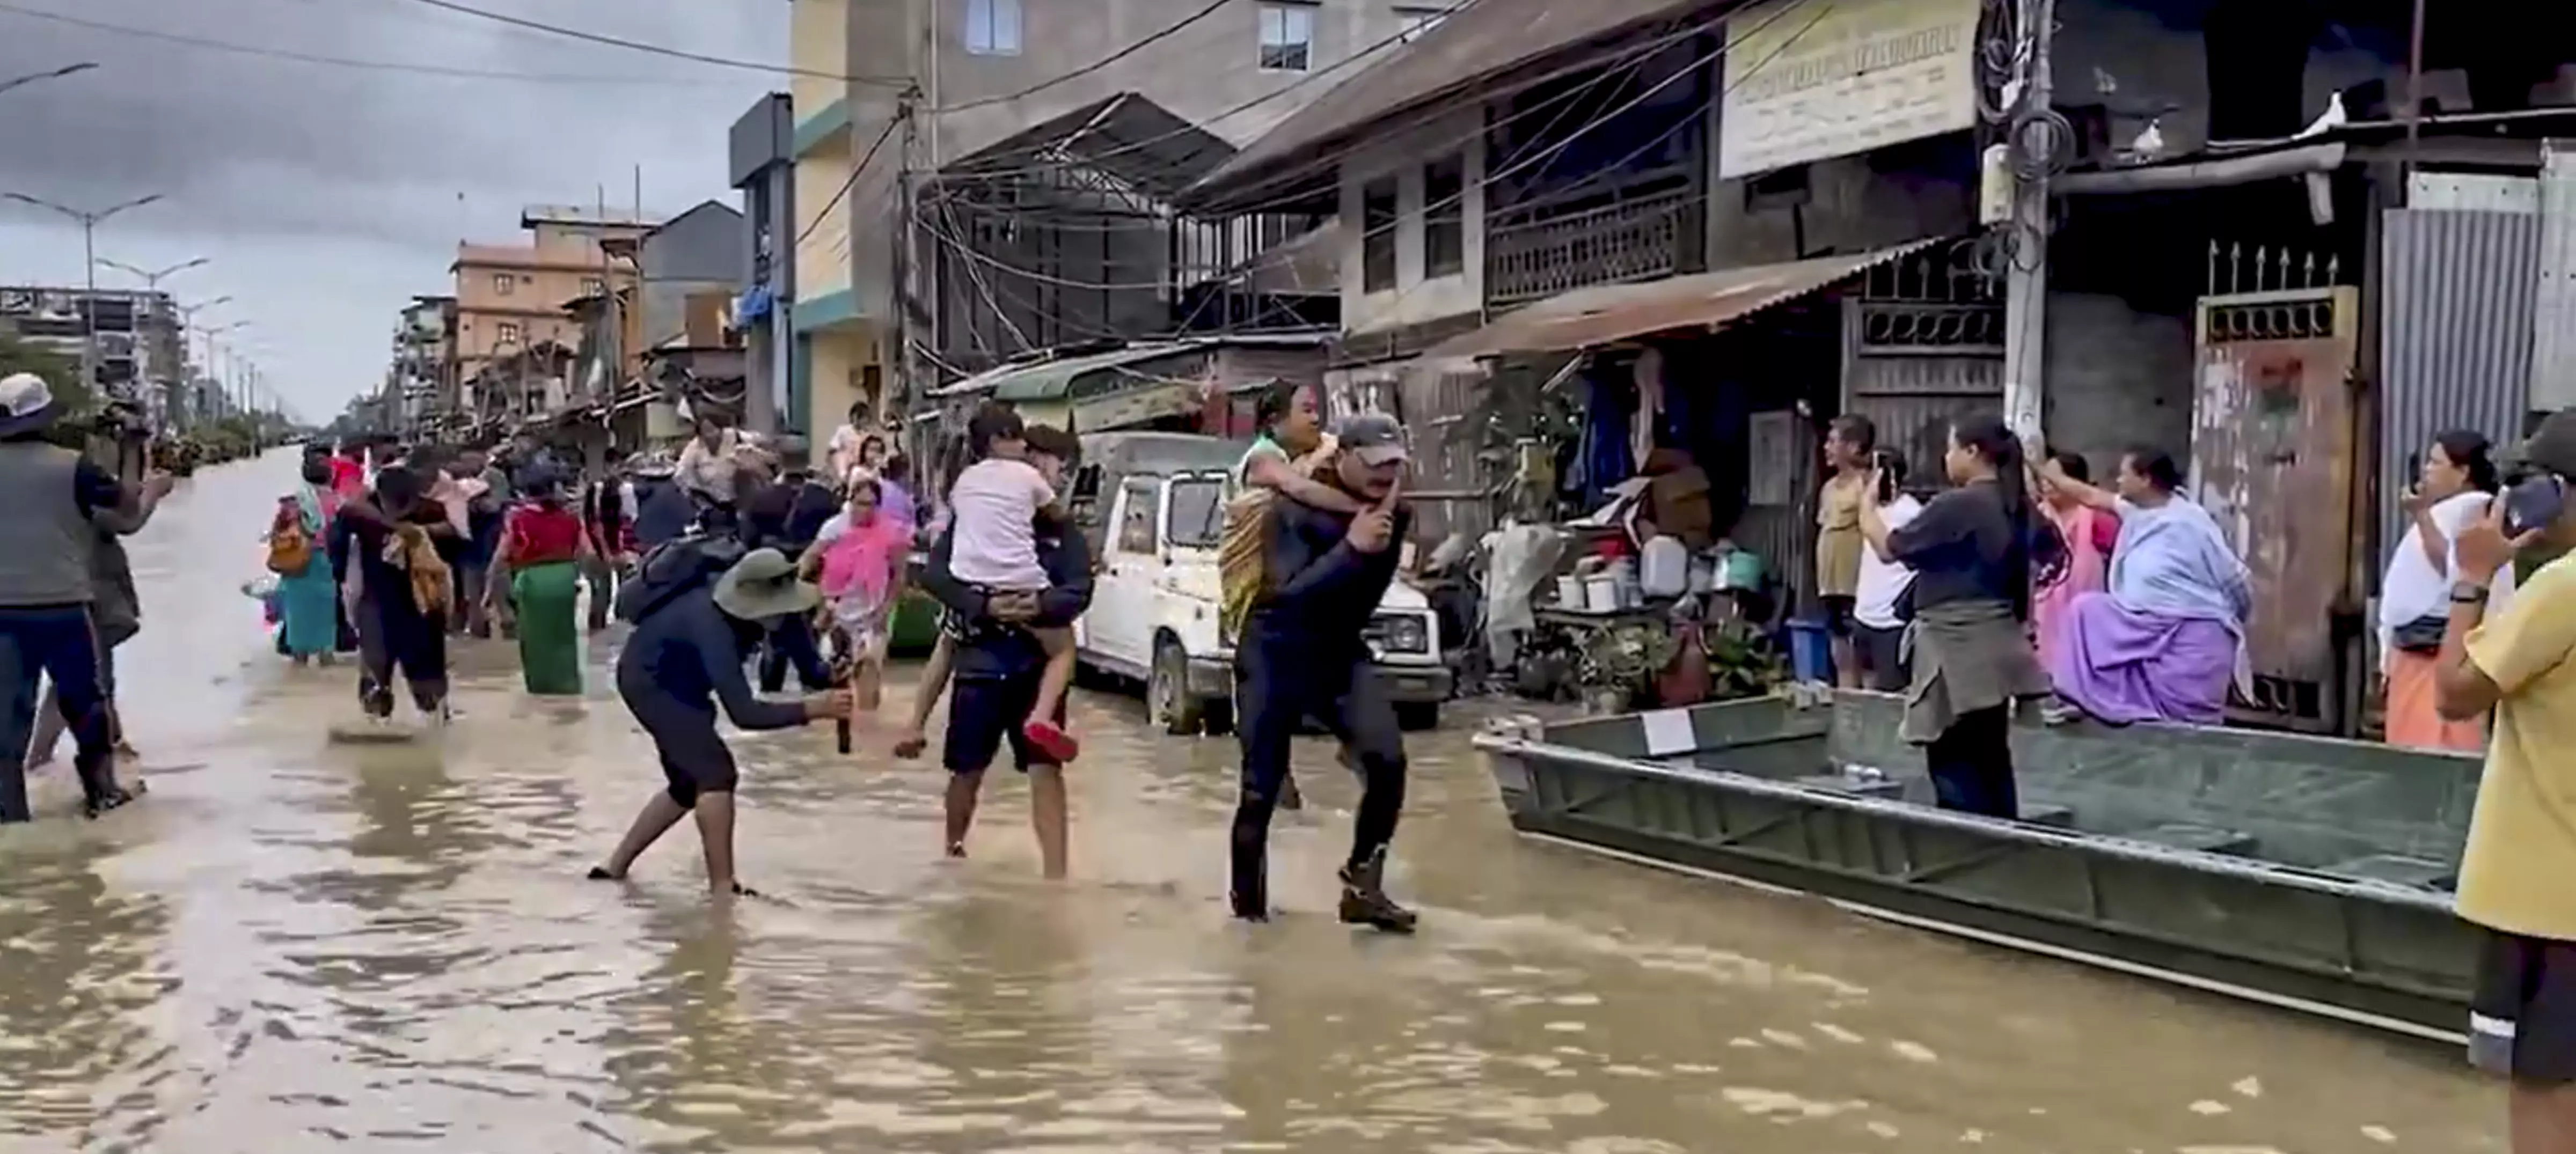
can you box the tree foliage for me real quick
[0,333,90,415]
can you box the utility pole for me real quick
[0,191,165,402]
[894,85,925,436]
[1999,0,2058,439]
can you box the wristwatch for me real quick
[2451,580,2492,605]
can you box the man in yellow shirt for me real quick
[2436,408,2576,1151]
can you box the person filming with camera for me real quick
[2434,409,2576,1151]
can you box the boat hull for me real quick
[1476,694,2483,1042]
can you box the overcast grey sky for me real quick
[0,0,786,423]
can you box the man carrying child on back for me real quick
[894,405,1081,763]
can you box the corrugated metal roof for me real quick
[947,93,1234,201]
[931,342,1211,402]
[1187,0,1713,211]
[1424,239,1941,358]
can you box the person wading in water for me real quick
[331,465,459,726]
[590,542,851,896]
[0,372,146,820]
[914,425,1091,877]
[1231,413,1417,932]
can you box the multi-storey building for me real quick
[785,0,1437,439]
[391,295,457,438]
[451,205,655,427]
[0,284,182,418]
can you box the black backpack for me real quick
[614,532,745,624]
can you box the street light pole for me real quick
[98,257,209,432]
[0,191,166,401]
[0,62,98,99]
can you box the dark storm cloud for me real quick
[0,0,783,244]
[0,0,785,417]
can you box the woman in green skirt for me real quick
[486,468,591,695]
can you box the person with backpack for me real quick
[270,451,343,666]
[588,537,851,897]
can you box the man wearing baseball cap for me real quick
[0,372,147,821]
[1231,410,1419,932]
[2436,408,2576,1141]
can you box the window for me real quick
[1116,479,1159,555]
[1360,177,1399,293]
[1422,153,1465,278]
[1395,5,1446,42]
[495,322,522,346]
[1258,2,1314,71]
[1166,480,1225,548]
[491,273,515,296]
[582,276,606,296]
[965,0,1022,55]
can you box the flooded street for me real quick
[0,451,2503,1153]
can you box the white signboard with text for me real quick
[1718,0,1982,179]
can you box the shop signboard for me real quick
[1719,0,1982,179]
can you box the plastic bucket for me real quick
[1785,617,1835,683]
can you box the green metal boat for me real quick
[1472,689,2481,1043]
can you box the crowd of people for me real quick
[245,393,1424,928]
[1811,409,2550,821]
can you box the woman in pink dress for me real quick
[2033,452,2118,666]
[800,477,911,714]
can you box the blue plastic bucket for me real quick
[1785,617,1835,683]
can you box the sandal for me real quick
[1023,718,1080,763]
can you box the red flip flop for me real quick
[1023,718,1081,763]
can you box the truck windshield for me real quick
[1166,478,1225,548]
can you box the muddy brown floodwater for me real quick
[0,451,2506,1152]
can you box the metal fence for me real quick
[2377,208,2541,570]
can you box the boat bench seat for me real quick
[2326,854,2457,891]
[2124,824,2259,855]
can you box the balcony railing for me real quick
[1485,188,1695,307]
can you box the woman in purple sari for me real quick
[2037,446,2251,725]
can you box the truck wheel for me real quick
[1395,702,1441,731]
[1152,638,1204,736]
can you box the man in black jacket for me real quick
[1232,413,1416,932]
[916,425,1091,878]
[589,545,850,897]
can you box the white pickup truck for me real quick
[1069,433,1451,736]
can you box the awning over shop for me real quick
[1424,238,1946,360]
[927,341,1209,403]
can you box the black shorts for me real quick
[943,673,1067,776]
[623,689,738,807]
[1819,595,1857,637]
[2471,927,2576,1081]
[1851,622,1909,692]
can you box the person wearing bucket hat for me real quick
[1230,410,1418,933]
[0,371,149,821]
[590,546,850,898]
[2434,408,2576,1110]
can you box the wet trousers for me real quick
[0,606,119,820]
[1925,705,2017,819]
[581,554,620,631]
[355,591,449,717]
[1231,633,1408,906]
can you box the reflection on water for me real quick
[0,452,2507,1152]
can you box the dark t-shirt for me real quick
[1885,479,2021,611]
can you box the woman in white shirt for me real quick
[1850,450,1923,692]
[2380,429,2511,751]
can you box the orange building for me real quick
[450,206,654,385]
